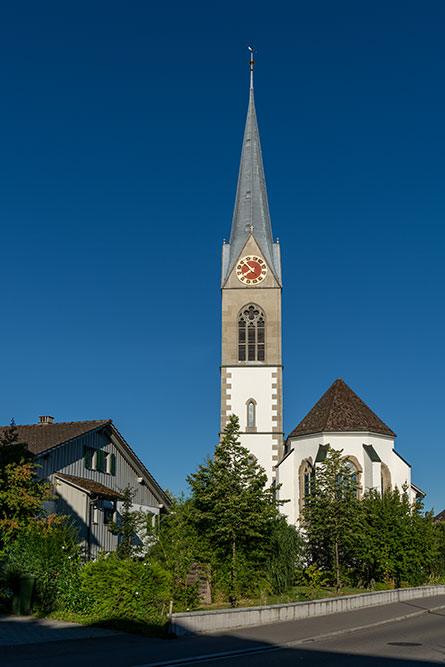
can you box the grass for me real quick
[19,584,395,638]
[196,585,380,611]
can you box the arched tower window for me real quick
[238,305,265,362]
[248,401,255,427]
[246,398,257,431]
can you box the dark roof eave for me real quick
[53,473,123,499]
[411,482,426,497]
[287,429,396,440]
[394,449,411,468]
[275,447,294,467]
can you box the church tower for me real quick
[221,52,283,483]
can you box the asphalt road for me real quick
[168,612,445,667]
[2,599,445,667]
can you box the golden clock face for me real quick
[236,256,267,285]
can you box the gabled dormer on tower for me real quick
[220,50,283,484]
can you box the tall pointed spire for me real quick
[222,48,281,284]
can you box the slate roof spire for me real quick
[222,49,281,284]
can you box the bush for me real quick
[5,518,82,613]
[79,556,170,624]
[267,519,305,594]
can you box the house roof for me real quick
[288,378,396,439]
[0,420,111,455]
[433,510,445,523]
[0,418,170,507]
[54,473,123,499]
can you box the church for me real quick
[220,53,424,524]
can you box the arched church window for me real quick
[381,462,391,494]
[298,459,315,513]
[238,305,265,362]
[340,458,362,498]
[304,463,315,497]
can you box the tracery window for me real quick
[299,459,315,513]
[303,461,315,497]
[238,305,265,362]
[339,458,361,498]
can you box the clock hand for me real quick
[242,262,256,277]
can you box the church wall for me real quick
[364,458,381,492]
[278,431,412,524]
[224,366,282,485]
[239,433,277,486]
[228,366,277,431]
[276,434,321,523]
[276,450,296,525]
[390,450,413,499]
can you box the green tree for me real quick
[0,419,29,467]
[187,415,284,605]
[432,521,445,580]
[110,485,147,559]
[267,517,305,594]
[6,518,82,613]
[0,421,54,556]
[149,494,200,611]
[360,488,437,587]
[302,447,362,593]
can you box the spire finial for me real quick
[248,45,256,90]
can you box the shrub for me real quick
[267,519,305,594]
[6,518,82,613]
[79,556,170,624]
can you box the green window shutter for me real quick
[84,448,92,469]
[96,450,105,472]
[110,453,116,476]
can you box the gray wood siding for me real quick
[37,430,161,510]
[53,478,119,557]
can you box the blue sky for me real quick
[1,1,444,511]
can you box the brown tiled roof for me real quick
[433,510,445,523]
[54,473,123,499]
[0,418,171,508]
[288,378,396,439]
[0,420,111,455]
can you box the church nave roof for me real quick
[288,378,396,439]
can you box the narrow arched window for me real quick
[303,462,315,497]
[299,459,315,513]
[238,305,265,361]
[247,400,256,429]
[381,462,391,494]
[341,458,361,498]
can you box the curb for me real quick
[132,604,445,667]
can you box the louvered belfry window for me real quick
[238,305,265,361]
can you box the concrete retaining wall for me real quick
[170,585,445,636]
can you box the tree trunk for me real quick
[335,537,341,594]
